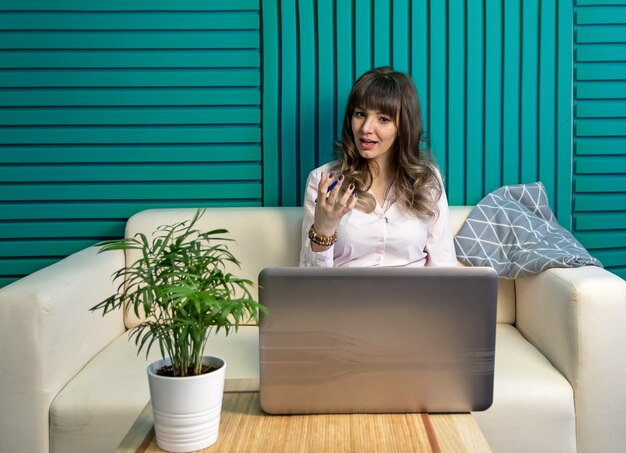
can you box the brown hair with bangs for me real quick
[334,66,442,219]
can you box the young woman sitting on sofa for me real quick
[299,66,457,268]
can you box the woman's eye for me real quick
[379,116,391,124]
[354,111,366,118]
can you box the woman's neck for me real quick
[368,161,395,206]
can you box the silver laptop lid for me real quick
[258,266,498,414]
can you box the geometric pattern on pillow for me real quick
[454,182,603,278]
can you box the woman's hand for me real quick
[313,173,358,239]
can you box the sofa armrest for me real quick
[0,246,126,453]
[515,266,626,453]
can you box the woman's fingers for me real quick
[316,172,336,205]
[336,182,356,210]
[326,174,343,206]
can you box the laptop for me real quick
[258,266,498,414]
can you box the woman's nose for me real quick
[361,116,374,133]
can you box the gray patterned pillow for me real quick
[454,182,602,278]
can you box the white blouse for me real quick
[299,162,458,268]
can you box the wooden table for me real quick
[117,379,492,453]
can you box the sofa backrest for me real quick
[123,207,514,329]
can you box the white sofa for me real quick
[1,207,625,453]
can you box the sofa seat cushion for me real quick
[50,324,575,453]
[474,324,576,453]
[49,327,259,453]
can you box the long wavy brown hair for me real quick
[333,67,442,219]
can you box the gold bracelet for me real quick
[308,224,338,247]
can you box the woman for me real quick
[299,67,457,268]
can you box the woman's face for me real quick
[351,107,398,166]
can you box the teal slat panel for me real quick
[0,182,262,201]
[539,0,557,209]
[576,44,626,62]
[411,0,429,133]
[280,0,298,206]
[575,213,626,230]
[0,0,260,11]
[588,249,626,267]
[0,107,261,125]
[520,0,539,184]
[0,239,97,257]
[298,0,316,203]
[576,100,626,117]
[0,221,125,239]
[575,156,626,174]
[0,69,260,87]
[577,0,626,5]
[465,0,485,204]
[0,278,18,287]
[0,200,261,220]
[575,175,626,192]
[576,119,626,136]
[373,0,391,67]
[556,0,573,229]
[575,194,626,211]
[261,0,279,206]
[0,31,260,50]
[0,163,262,182]
[0,126,261,144]
[0,145,261,163]
[0,12,260,30]
[0,50,260,68]
[576,82,626,99]
[447,0,466,204]
[317,0,335,166]
[484,0,503,193]
[576,25,626,43]
[576,7,626,25]
[335,0,353,135]
[0,258,66,275]
[576,138,626,155]
[502,0,521,186]
[392,0,409,73]
[576,231,626,249]
[0,88,260,107]
[354,0,372,77]
[430,0,448,177]
[577,63,626,80]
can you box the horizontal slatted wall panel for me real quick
[574,0,626,279]
[261,0,574,231]
[0,0,261,288]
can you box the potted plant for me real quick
[91,209,264,452]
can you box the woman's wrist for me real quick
[308,224,337,247]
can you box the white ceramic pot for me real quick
[147,356,226,453]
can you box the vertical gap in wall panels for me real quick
[484,0,503,195]
[466,0,485,204]
[448,0,466,205]
[430,0,448,180]
[502,0,521,186]
[538,0,557,212]
[318,0,335,168]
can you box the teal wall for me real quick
[262,0,574,229]
[0,0,624,285]
[0,0,262,287]
[573,1,626,280]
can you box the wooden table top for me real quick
[117,379,492,453]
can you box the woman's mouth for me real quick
[359,138,377,150]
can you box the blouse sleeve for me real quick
[299,168,334,267]
[424,170,458,267]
